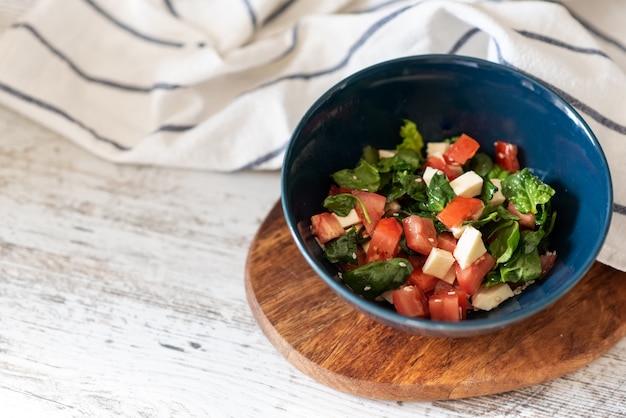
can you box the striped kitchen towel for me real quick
[0,0,624,270]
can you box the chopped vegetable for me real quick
[311,120,558,321]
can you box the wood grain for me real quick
[246,201,626,402]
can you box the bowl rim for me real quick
[280,54,613,336]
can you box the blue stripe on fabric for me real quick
[559,3,626,54]
[245,3,416,94]
[448,27,481,54]
[83,0,184,48]
[163,0,179,18]
[492,41,626,136]
[615,203,626,215]
[263,0,296,25]
[235,141,288,171]
[0,80,130,151]
[12,23,184,93]
[516,29,610,58]
[153,124,196,133]
[243,0,258,30]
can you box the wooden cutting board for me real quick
[244,201,626,401]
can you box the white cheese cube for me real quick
[422,248,456,279]
[453,226,487,269]
[378,149,396,159]
[489,178,506,206]
[332,209,361,229]
[450,225,467,239]
[423,166,442,187]
[426,142,450,156]
[472,283,514,311]
[440,265,456,285]
[450,170,483,198]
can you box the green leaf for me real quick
[341,258,413,300]
[323,194,356,217]
[468,152,494,177]
[362,145,379,165]
[480,178,499,204]
[325,227,359,265]
[499,247,542,283]
[488,220,520,264]
[422,172,456,212]
[486,164,510,181]
[397,119,424,155]
[331,160,380,192]
[501,168,555,214]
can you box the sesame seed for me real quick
[399,262,407,267]
[364,285,372,291]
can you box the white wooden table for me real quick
[0,2,624,417]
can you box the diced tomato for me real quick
[455,252,496,296]
[402,215,438,256]
[433,279,456,295]
[407,268,439,293]
[392,286,429,318]
[495,141,520,174]
[424,155,463,181]
[366,218,403,263]
[437,231,457,253]
[444,133,480,165]
[437,196,485,229]
[428,290,468,321]
[310,212,345,244]
[540,252,557,277]
[406,255,426,270]
[507,201,536,229]
[351,190,386,236]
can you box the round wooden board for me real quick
[244,201,626,401]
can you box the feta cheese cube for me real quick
[449,170,483,197]
[422,248,456,279]
[440,265,456,285]
[450,225,467,239]
[427,142,450,156]
[332,208,361,229]
[423,166,442,187]
[453,226,487,269]
[472,283,514,311]
[489,178,506,205]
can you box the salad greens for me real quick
[311,119,557,318]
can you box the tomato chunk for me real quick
[428,290,468,321]
[351,190,386,236]
[366,217,403,263]
[444,133,480,165]
[455,252,496,296]
[437,231,457,253]
[425,155,462,181]
[495,141,520,173]
[407,268,439,293]
[310,212,345,244]
[437,196,484,229]
[507,201,536,229]
[402,215,438,256]
[392,286,429,318]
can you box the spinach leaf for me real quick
[480,178,499,204]
[323,194,355,217]
[377,148,421,173]
[486,164,510,181]
[501,168,555,214]
[422,172,456,212]
[468,152,493,177]
[488,220,520,263]
[398,119,424,155]
[323,193,371,223]
[341,258,413,300]
[325,227,359,265]
[362,145,379,165]
[499,247,542,283]
[331,160,380,192]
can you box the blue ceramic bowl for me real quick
[281,55,612,338]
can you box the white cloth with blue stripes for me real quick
[0,0,624,270]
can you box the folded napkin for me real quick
[0,0,624,271]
